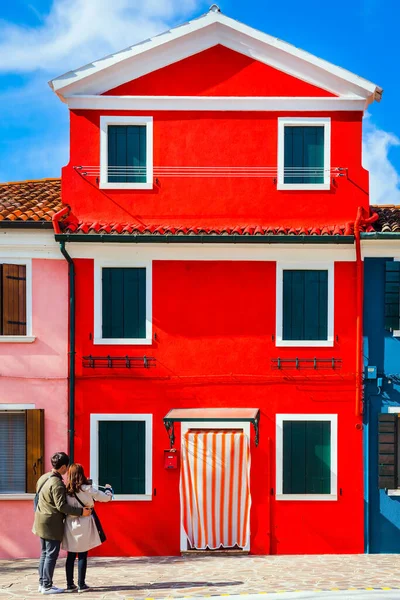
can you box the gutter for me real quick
[54,234,355,245]
[361,232,400,240]
[0,221,54,229]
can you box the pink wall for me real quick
[0,259,68,559]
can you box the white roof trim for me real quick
[64,95,367,112]
[49,11,382,103]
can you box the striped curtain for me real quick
[180,430,251,550]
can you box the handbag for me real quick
[73,492,107,543]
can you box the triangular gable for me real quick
[50,9,382,103]
[104,45,336,98]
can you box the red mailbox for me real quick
[164,448,179,469]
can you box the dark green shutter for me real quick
[284,126,324,184]
[108,125,146,183]
[378,414,398,489]
[283,270,328,341]
[102,267,146,339]
[385,261,400,331]
[99,420,146,494]
[283,420,331,494]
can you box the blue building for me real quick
[363,205,400,553]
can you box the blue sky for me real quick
[0,0,399,204]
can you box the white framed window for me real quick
[277,117,331,190]
[276,414,338,501]
[90,413,152,501]
[0,258,34,343]
[94,259,152,345]
[100,116,153,189]
[276,261,334,347]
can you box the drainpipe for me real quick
[354,207,364,418]
[52,207,75,462]
[354,208,379,417]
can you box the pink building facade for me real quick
[0,180,68,558]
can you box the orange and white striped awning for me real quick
[180,430,251,550]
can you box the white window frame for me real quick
[100,116,153,190]
[277,117,331,191]
[90,413,152,501]
[180,421,251,552]
[0,403,36,499]
[94,258,152,345]
[276,413,338,501]
[276,261,334,347]
[0,258,35,343]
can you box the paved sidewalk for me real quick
[1,554,400,600]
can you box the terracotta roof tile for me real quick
[370,205,400,233]
[60,220,356,237]
[0,178,62,223]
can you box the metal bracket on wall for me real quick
[164,420,175,447]
[82,355,156,369]
[272,357,342,370]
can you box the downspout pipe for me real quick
[59,241,76,463]
[354,207,364,418]
[52,206,75,461]
[354,208,379,417]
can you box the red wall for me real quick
[63,109,368,226]
[73,259,364,556]
[104,46,336,97]
[65,44,367,556]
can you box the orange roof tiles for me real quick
[0,178,62,224]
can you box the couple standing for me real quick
[33,452,112,594]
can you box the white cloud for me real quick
[0,0,205,181]
[363,115,400,205]
[0,0,205,74]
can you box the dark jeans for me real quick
[65,551,88,587]
[39,538,61,590]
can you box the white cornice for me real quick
[65,95,366,112]
[49,12,381,103]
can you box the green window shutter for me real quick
[282,270,328,341]
[107,125,147,184]
[98,420,146,495]
[284,126,324,184]
[385,261,400,331]
[102,267,146,339]
[283,420,331,494]
[378,414,398,489]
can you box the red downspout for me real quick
[354,208,379,416]
[52,205,70,234]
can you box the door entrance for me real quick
[180,428,251,551]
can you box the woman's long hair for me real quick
[66,463,88,495]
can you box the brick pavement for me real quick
[1,554,400,600]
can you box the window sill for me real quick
[0,336,35,343]
[275,338,334,347]
[93,338,152,346]
[113,494,152,501]
[277,183,331,191]
[276,494,337,501]
[99,182,153,190]
[392,331,400,337]
[0,494,35,500]
[387,489,400,496]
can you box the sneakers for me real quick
[78,584,90,593]
[41,586,65,594]
[66,584,78,593]
[38,585,43,593]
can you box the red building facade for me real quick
[50,8,381,555]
